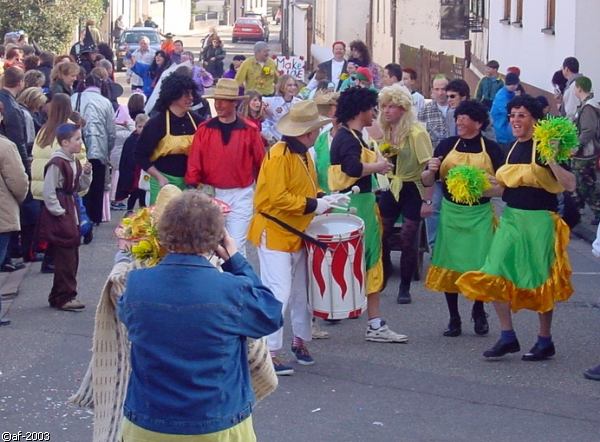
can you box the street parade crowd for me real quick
[1,18,600,441]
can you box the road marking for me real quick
[572,272,600,275]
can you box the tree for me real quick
[0,0,105,53]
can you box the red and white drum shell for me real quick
[304,213,366,320]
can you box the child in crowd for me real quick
[338,59,359,91]
[239,91,268,148]
[116,113,149,212]
[39,123,92,311]
[111,104,135,210]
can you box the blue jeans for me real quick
[0,232,11,314]
[425,181,443,248]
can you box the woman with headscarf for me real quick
[134,73,202,203]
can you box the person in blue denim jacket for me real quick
[118,190,283,441]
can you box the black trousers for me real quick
[378,185,422,286]
[84,159,106,224]
[127,189,147,211]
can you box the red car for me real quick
[232,17,269,43]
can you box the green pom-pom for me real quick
[533,116,579,164]
[446,165,491,206]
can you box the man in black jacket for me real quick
[315,41,348,91]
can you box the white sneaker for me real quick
[365,324,408,343]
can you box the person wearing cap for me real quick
[313,41,348,91]
[475,60,504,110]
[329,87,409,343]
[185,79,265,256]
[491,72,520,153]
[135,73,203,204]
[355,67,375,90]
[248,100,347,374]
[235,42,278,96]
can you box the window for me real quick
[513,0,523,26]
[500,0,511,23]
[470,0,484,18]
[543,0,556,34]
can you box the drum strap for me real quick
[260,212,328,250]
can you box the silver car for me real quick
[116,28,162,71]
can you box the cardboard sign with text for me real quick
[274,56,305,81]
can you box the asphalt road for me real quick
[1,26,600,442]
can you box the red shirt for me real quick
[185,117,265,189]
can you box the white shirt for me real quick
[331,59,345,90]
[262,96,302,142]
[412,91,426,114]
[436,103,449,118]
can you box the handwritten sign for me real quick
[274,56,305,81]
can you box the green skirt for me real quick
[456,206,573,313]
[149,173,186,204]
[334,192,383,294]
[425,198,495,293]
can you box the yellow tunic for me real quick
[247,141,319,252]
[234,56,279,96]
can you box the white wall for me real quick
[291,5,309,61]
[370,0,395,65]
[488,0,577,92]
[574,0,600,93]
[149,0,192,34]
[314,0,369,46]
[396,0,464,56]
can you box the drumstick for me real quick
[343,185,361,196]
[329,205,357,214]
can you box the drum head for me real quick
[306,213,364,240]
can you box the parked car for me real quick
[115,27,162,71]
[232,17,269,43]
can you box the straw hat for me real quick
[313,91,339,106]
[203,78,247,100]
[276,100,332,137]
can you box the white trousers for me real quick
[258,237,312,352]
[214,185,254,257]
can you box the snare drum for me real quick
[304,213,366,320]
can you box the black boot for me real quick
[472,303,489,336]
[397,283,412,304]
[443,316,462,337]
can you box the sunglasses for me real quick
[446,93,458,99]
[508,112,531,119]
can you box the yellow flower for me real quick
[262,66,272,76]
[339,73,349,81]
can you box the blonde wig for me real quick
[377,84,416,145]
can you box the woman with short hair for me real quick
[118,190,283,442]
[135,73,203,203]
[457,95,576,361]
[50,62,80,97]
[422,100,504,337]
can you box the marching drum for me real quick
[304,213,366,320]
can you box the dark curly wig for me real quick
[155,73,200,112]
[335,86,378,124]
[507,94,544,120]
[454,100,490,131]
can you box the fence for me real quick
[399,44,465,98]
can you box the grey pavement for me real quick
[1,210,599,441]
